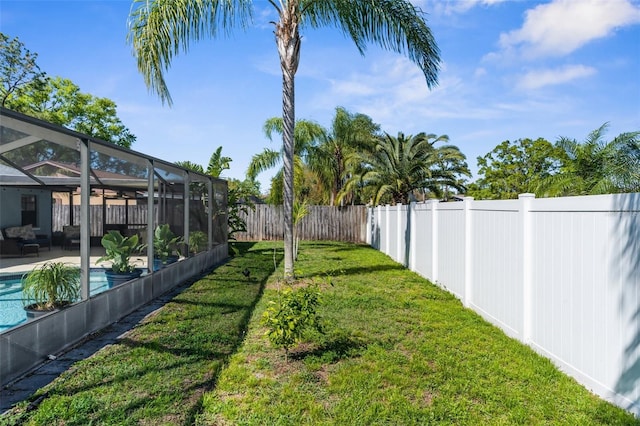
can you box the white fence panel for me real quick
[413,203,434,279]
[470,200,523,338]
[436,203,466,299]
[377,206,388,255]
[367,193,640,415]
[529,195,640,412]
[395,205,409,266]
[387,205,399,261]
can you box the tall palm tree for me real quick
[343,132,468,205]
[308,107,380,206]
[128,0,440,279]
[538,123,640,196]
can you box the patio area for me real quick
[0,246,149,275]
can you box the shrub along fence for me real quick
[367,193,640,416]
[233,204,367,243]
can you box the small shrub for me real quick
[261,282,323,360]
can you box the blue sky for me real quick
[2,0,639,191]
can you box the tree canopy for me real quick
[538,124,640,196]
[467,138,564,200]
[1,32,136,149]
[344,132,470,205]
[469,126,640,199]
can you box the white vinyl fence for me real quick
[367,193,640,415]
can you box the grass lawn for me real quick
[2,241,637,425]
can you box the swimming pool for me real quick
[0,269,115,332]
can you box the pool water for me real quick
[0,269,113,332]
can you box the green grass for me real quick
[2,241,637,425]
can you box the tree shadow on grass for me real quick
[5,242,283,425]
[289,331,369,363]
[299,241,369,252]
[299,263,405,280]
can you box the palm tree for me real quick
[343,132,468,205]
[128,0,441,279]
[429,143,471,201]
[248,117,324,203]
[308,107,380,206]
[538,123,640,196]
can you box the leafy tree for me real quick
[177,147,262,239]
[0,33,47,108]
[174,160,204,173]
[227,177,262,239]
[2,33,136,175]
[128,0,441,279]
[207,146,232,178]
[538,123,640,196]
[468,138,564,200]
[7,76,136,149]
[344,132,468,205]
[308,107,380,206]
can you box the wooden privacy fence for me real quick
[233,204,367,242]
[52,204,157,236]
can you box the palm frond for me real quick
[247,148,281,179]
[304,0,440,88]
[127,0,253,105]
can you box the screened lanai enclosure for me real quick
[0,107,228,386]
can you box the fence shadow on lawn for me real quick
[614,193,640,413]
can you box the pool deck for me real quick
[0,247,149,274]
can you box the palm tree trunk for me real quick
[276,3,301,281]
[282,68,295,279]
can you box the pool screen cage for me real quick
[0,107,228,273]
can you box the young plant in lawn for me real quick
[261,280,323,360]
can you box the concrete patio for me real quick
[0,246,150,274]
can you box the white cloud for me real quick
[516,64,597,90]
[307,55,504,134]
[499,0,640,59]
[414,0,510,15]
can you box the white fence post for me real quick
[366,207,372,245]
[409,202,416,270]
[385,204,391,256]
[431,200,439,284]
[397,204,403,264]
[463,196,474,307]
[519,193,535,343]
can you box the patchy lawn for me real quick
[2,241,637,425]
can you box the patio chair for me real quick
[62,225,81,250]
[0,234,22,256]
[2,225,51,253]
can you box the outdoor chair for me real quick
[62,225,81,250]
[1,225,51,254]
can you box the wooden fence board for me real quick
[52,204,367,243]
[233,204,367,243]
